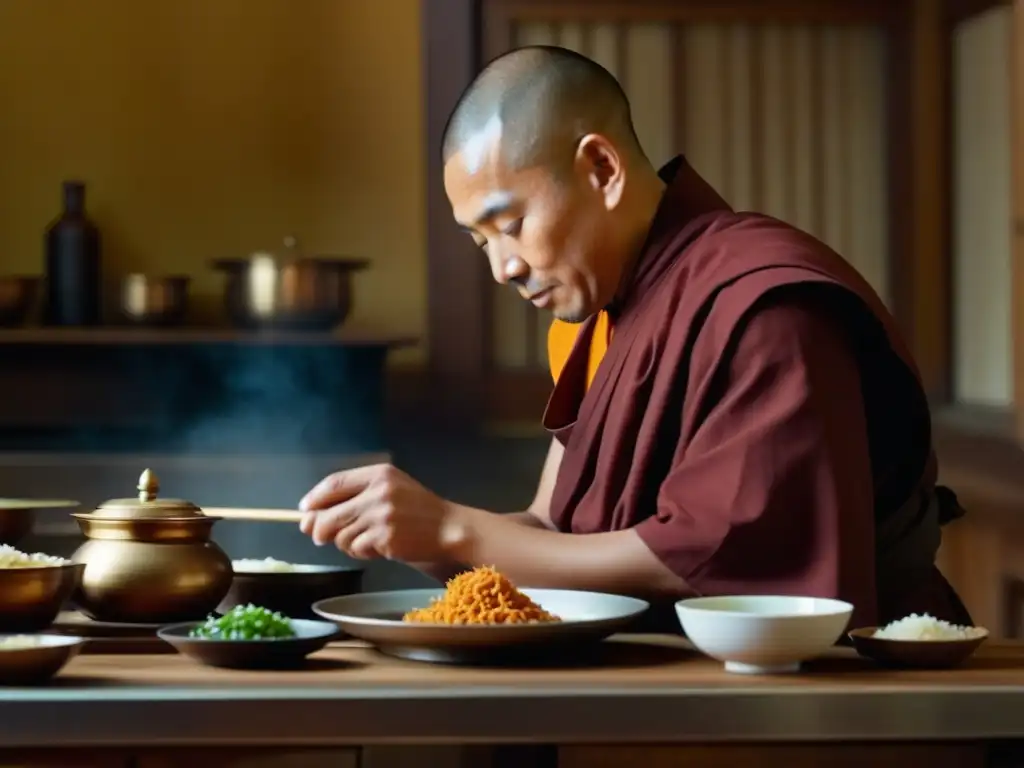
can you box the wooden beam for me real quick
[1012,0,1024,441]
[886,0,953,403]
[422,0,489,424]
[482,0,894,25]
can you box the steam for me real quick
[170,344,388,570]
[176,344,386,457]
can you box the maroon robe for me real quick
[543,156,969,630]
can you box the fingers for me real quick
[304,499,389,559]
[298,463,405,558]
[299,464,387,512]
[308,496,365,546]
[334,517,380,559]
[346,529,383,560]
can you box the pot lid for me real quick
[92,469,204,520]
[210,235,369,270]
[250,234,302,262]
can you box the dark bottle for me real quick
[44,180,102,326]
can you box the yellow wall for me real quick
[0,0,426,365]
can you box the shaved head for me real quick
[442,46,665,324]
[442,46,643,172]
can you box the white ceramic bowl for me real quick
[675,595,853,675]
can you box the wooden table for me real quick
[1,634,1024,767]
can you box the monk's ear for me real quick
[574,135,625,210]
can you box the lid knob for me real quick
[138,469,160,502]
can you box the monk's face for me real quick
[444,130,628,323]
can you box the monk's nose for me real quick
[497,253,529,286]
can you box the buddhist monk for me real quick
[299,45,971,628]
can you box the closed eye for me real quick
[502,219,523,238]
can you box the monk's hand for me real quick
[297,464,464,562]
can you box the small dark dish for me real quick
[0,563,85,632]
[158,619,340,670]
[0,634,85,685]
[848,626,989,669]
[0,276,40,327]
[218,564,363,619]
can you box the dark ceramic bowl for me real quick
[848,626,989,669]
[218,564,363,619]
[158,618,340,670]
[0,634,85,685]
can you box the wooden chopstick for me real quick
[0,499,79,510]
[201,507,305,523]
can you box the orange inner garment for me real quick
[547,310,614,388]
[402,566,560,625]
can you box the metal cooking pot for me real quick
[211,236,368,331]
[116,274,190,327]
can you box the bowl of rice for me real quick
[0,545,84,633]
[675,595,853,674]
[0,633,85,685]
[848,614,988,668]
[218,557,363,619]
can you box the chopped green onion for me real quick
[188,604,296,640]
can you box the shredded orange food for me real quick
[402,566,560,625]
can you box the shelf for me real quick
[0,327,418,348]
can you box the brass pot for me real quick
[70,469,232,624]
[116,274,190,327]
[211,235,368,331]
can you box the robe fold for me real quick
[543,156,969,629]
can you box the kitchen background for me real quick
[0,0,1020,632]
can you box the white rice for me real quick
[0,544,68,569]
[232,557,297,574]
[873,613,984,641]
[0,635,43,650]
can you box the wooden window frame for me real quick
[934,0,1024,502]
